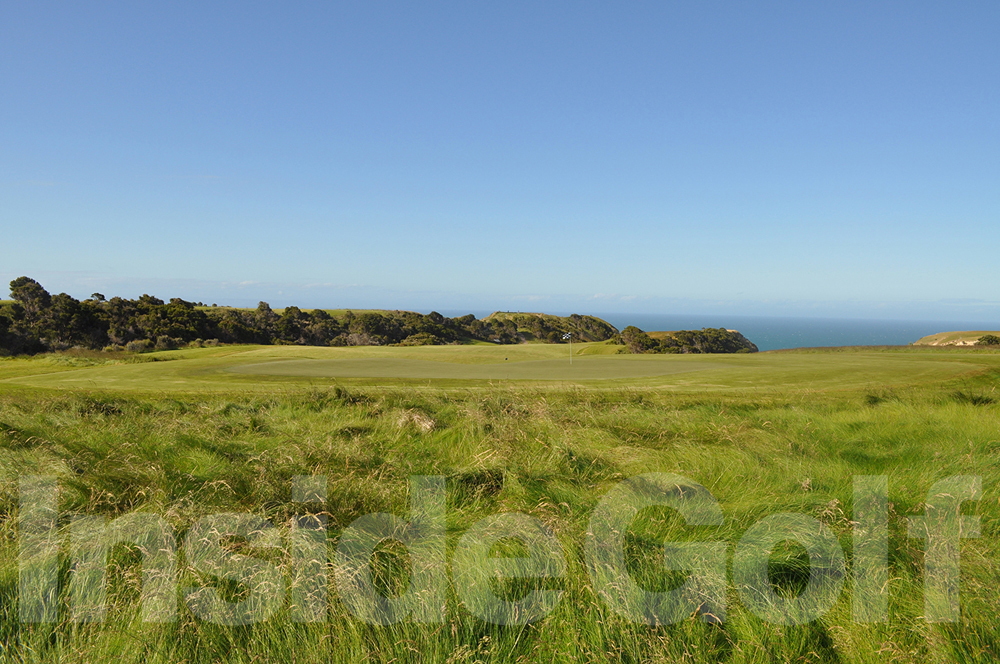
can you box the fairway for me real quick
[227,356,719,380]
[1,343,997,393]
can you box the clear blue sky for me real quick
[2,2,998,320]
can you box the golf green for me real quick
[226,356,719,380]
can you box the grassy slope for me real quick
[1,346,999,662]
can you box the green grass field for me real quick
[2,342,996,393]
[2,344,999,662]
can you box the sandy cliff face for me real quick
[914,331,1000,346]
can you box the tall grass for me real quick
[0,381,998,662]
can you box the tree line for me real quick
[482,312,620,343]
[618,325,759,354]
[0,277,618,355]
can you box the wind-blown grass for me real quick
[0,347,999,662]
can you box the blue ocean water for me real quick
[596,314,1000,352]
[438,310,1000,352]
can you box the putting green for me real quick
[227,356,719,380]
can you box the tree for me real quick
[9,277,51,322]
[253,302,278,342]
[277,306,305,342]
[620,326,658,353]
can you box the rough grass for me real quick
[0,349,999,662]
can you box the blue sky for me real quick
[2,2,998,320]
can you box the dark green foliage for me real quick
[621,326,758,354]
[668,328,759,353]
[567,312,619,340]
[621,326,659,353]
[0,298,45,355]
[0,311,9,356]
[399,332,440,346]
[977,334,1000,346]
[2,277,624,355]
[484,312,618,343]
[9,276,51,321]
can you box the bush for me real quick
[399,332,439,346]
[125,339,152,353]
[977,334,1000,346]
[154,336,182,351]
[620,326,659,354]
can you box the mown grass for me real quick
[0,348,999,662]
[2,342,997,393]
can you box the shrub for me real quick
[977,334,1000,346]
[399,332,439,346]
[620,326,658,354]
[125,339,152,353]
[154,336,181,351]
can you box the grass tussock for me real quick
[0,375,999,662]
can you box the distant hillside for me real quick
[2,276,630,356]
[914,331,1000,347]
[197,305,394,318]
[1,275,765,356]
[483,312,619,343]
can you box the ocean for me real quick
[596,314,1000,352]
[438,310,1000,352]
